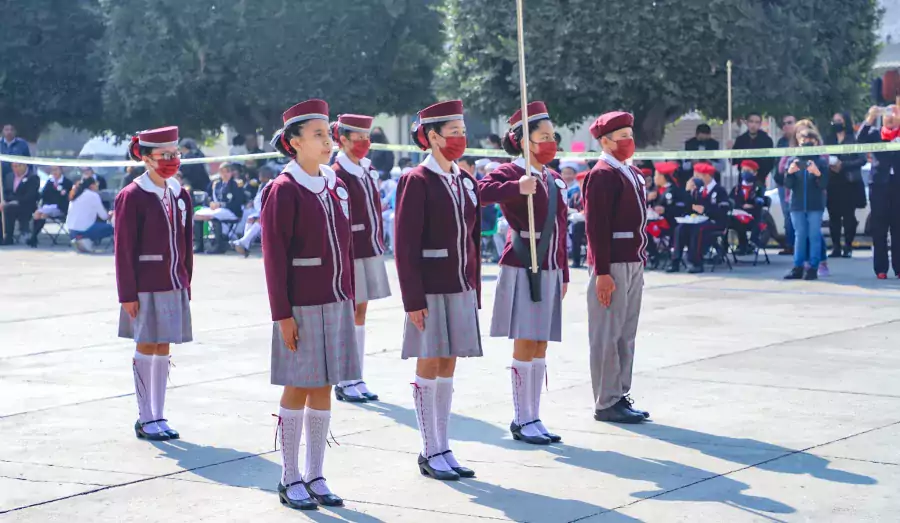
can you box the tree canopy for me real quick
[98,0,443,138]
[440,0,882,145]
[0,0,104,141]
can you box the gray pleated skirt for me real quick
[118,289,193,344]
[271,299,360,388]
[490,266,563,342]
[354,255,392,304]
[401,290,483,359]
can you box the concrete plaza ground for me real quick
[2,246,900,522]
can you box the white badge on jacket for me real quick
[177,198,187,227]
[336,186,350,219]
[463,177,477,206]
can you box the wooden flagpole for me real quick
[514,0,539,274]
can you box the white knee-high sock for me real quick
[435,377,459,467]
[355,326,372,394]
[133,352,161,433]
[511,359,542,437]
[531,358,548,434]
[278,407,310,501]
[413,376,451,471]
[304,407,334,495]
[151,355,171,432]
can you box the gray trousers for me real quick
[587,262,644,410]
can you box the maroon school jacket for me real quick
[584,154,648,275]
[260,161,355,321]
[394,155,482,313]
[333,152,386,259]
[114,174,194,303]
[478,159,570,283]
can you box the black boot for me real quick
[830,247,842,258]
[208,221,228,254]
[783,267,804,280]
[842,245,853,258]
[193,221,205,253]
[617,396,650,419]
[803,267,818,280]
[594,403,645,424]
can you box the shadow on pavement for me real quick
[447,478,643,523]
[150,439,387,522]
[617,424,877,486]
[546,445,795,517]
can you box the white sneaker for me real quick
[73,238,93,253]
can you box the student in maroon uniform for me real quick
[330,114,390,403]
[395,100,481,481]
[479,101,569,445]
[261,99,356,511]
[115,126,193,442]
[584,112,650,425]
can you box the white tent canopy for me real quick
[78,135,129,158]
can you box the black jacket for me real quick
[368,149,395,176]
[207,177,246,218]
[784,156,830,212]
[40,176,74,215]
[181,151,211,191]
[857,124,900,186]
[2,171,40,213]
[690,183,731,225]
[732,130,775,183]
[730,183,767,217]
[648,184,688,223]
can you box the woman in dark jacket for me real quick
[784,128,830,280]
[177,138,210,191]
[366,127,395,176]
[825,112,867,258]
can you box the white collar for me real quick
[336,151,373,178]
[600,152,626,170]
[513,157,544,176]
[422,154,460,177]
[135,173,182,198]
[284,160,336,193]
[703,180,718,192]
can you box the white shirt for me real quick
[65,190,108,232]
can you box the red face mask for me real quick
[154,158,181,179]
[438,136,467,161]
[531,141,557,165]
[611,138,636,162]
[349,139,371,159]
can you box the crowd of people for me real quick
[3,105,900,280]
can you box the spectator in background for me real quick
[548,132,563,172]
[775,114,797,255]
[858,105,900,279]
[231,165,275,257]
[64,176,113,253]
[486,133,502,150]
[367,126,395,175]
[1,124,30,178]
[245,133,263,155]
[825,112,867,258]
[681,123,720,186]
[474,158,490,179]
[783,129,829,280]
[80,166,107,191]
[458,156,476,177]
[178,138,211,191]
[1,162,40,245]
[229,134,248,157]
[27,165,73,247]
[397,156,413,170]
[732,112,775,186]
[193,162,246,254]
[121,163,143,189]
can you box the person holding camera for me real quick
[857,105,900,279]
[783,129,829,280]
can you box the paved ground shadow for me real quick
[546,445,795,517]
[616,424,876,485]
[446,478,643,523]
[151,440,386,522]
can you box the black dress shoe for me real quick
[510,421,552,445]
[617,397,650,419]
[334,384,368,403]
[783,267,804,280]
[533,419,562,443]
[164,426,180,440]
[356,381,379,401]
[442,450,475,478]
[418,454,460,481]
[803,267,818,280]
[687,264,704,274]
[134,420,171,441]
[594,403,645,424]
[278,481,318,510]
[304,477,343,507]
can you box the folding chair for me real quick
[44,216,69,245]
[704,230,733,272]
